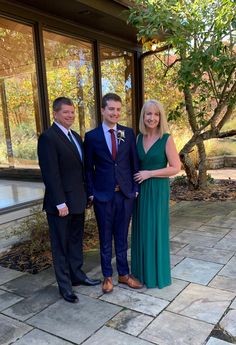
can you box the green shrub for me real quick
[12,206,50,255]
[172,174,188,186]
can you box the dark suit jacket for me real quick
[38,123,87,214]
[84,124,139,202]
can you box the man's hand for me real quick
[58,205,69,217]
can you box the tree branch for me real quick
[140,44,172,59]
[183,87,198,132]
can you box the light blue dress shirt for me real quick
[102,122,118,154]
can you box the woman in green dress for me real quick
[131,100,181,289]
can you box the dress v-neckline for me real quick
[142,135,161,155]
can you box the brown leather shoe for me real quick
[118,275,143,289]
[102,277,113,293]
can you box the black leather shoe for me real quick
[72,277,101,286]
[60,291,79,303]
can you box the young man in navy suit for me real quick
[84,93,142,293]
[38,97,100,303]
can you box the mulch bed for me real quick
[0,217,100,274]
[171,179,236,201]
[0,179,235,274]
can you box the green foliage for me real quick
[12,206,50,255]
[205,138,236,156]
[129,0,236,127]
[129,0,236,188]
[11,206,98,256]
[172,174,188,186]
[207,173,215,184]
[172,172,214,186]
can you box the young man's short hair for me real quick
[101,93,122,109]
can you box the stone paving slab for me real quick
[171,258,223,285]
[0,200,236,345]
[219,256,236,278]
[107,309,153,336]
[3,285,59,321]
[83,326,154,345]
[231,298,236,309]
[73,283,104,298]
[1,267,55,297]
[170,254,185,267]
[170,241,187,254]
[100,286,169,317]
[227,230,236,238]
[219,309,236,338]
[0,289,23,312]
[228,210,236,217]
[170,218,203,230]
[206,216,236,229]
[214,236,236,251]
[143,278,189,301]
[171,230,220,247]
[170,226,185,238]
[167,283,235,324]
[0,267,25,285]
[171,208,212,219]
[177,245,234,264]
[139,311,213,345]
[197,225,231,237]
[209,276,236,293]
[0,314,32,345]
[12,329,73,345]
[27,294,121,344]
[206,337,234,345]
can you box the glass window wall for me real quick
[100,45,134,127]
[43,31,96,137]
[0,17,41,168]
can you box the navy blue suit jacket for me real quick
[84,124,139,202]
[38,123,87,214]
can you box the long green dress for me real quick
[131,133,171,289]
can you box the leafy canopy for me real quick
[129,0,236,128]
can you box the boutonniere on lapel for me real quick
[117,130,125,144]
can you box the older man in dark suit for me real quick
[38,97,100,303]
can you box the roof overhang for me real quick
[1,0,138,43]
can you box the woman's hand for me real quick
[134,170,152,184]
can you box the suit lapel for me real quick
[116,124,125,157]
[52,123,83,164]
[98,124,114,160]
[71,129,84,162]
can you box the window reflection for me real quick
[0,18,41,168]
[100,45,134,127]
[43,31,96,137]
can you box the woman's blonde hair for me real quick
[139,99,169,137]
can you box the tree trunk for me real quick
[197,140,208,189]
[179,151,198,189]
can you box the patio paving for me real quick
[0,200,236,345]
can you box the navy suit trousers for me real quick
[93,192,134,277]
[47,213,87,294]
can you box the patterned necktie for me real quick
[109,128,116,160]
